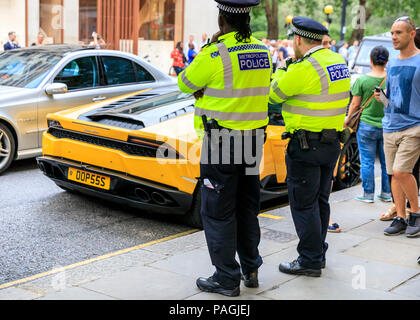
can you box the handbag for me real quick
[347,77,386,131]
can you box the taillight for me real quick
[127,136,183,159]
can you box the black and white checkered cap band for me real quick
[217,4,252,14]
[292,26,324,41]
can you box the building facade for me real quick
[0,0,219,72]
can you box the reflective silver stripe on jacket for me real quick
[282,104,347,117]
[195,107,267,122]
[269,97,278,105]
[205,87,270,98]
[294,91,350,103]
[306,56,329,95]
[271,81,289,100]
[181,72,202,91]
[204,42,271,99]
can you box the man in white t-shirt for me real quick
[185,35,198,54]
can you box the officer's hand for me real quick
[210,31,223,43]
[193,89,205,100]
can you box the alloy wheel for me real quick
[0,124,15,174]
[336,136,361,190]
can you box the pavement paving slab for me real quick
[343,238,420,269]
[391,274,420,298]
[258,276,415,300]
[80,266,200,300]
[321,253,420,292]
[35,286,117,300]
[142,231,207,256]
[0,287,42,300]
[15,248,167,294]
[348,219,420,247]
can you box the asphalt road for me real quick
[0,158,193,285]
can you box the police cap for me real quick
[289,16,328,41]
[215,0,260,14]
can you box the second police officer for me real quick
[178,0,271,297]
[269,17,351,277]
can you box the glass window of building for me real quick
[40,0,64,44]
[139,0,176,41]
[79,0,98,45]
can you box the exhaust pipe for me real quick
[38,162,46,173]
[151,192,172,205]
[135,188,151,203]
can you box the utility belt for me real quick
[282,129,351,151]
[201,115,266,136]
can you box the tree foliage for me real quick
[251,0,420,41]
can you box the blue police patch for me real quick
[238,52,270,71]
[327,64,350,82]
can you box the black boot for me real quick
[196,276,240,297]
[241,271,258,288]
[279,260,321,277]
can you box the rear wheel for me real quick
[335,136,361,190]
[182,188,203,229]
[0,123,16,175]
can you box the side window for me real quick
[135,63,155,83]
[102,56,137,85]
[55,57,99,91]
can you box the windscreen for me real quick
[355,40,399,66]
[0,50,62,88]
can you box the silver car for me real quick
[0,45,177,174]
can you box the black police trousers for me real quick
[286,136,341,270]
[199,131,264,288]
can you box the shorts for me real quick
[383,125,420,175]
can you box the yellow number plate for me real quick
[68,168,111,190]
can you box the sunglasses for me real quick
[394,16,416,30]
[395,16,411,22]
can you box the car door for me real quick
[37,55,106,146]
[99,55,158,98]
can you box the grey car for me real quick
[349,33,399,87]
[0,45,177,174]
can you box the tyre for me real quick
[182,187,203,229]
[0,122,16,175]
[334,136,361,190]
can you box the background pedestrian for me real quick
[4,31,20,51]
[374,17,420,238]
[171,41,185,76]
[346,46,391,204]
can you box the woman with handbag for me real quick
[345,46,391,203]
[171,42,185,76]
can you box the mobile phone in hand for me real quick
[375,86,389,107]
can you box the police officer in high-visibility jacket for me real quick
[178,0,271,297]
[270,17,351,277]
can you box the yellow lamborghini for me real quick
[37,88,360,228]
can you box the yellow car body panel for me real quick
[38,89,359,227]
[41,89,288,196]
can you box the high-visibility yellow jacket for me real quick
[269,46,351,133]
[178,32,272,137]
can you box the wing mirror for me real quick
[45,83,68,95]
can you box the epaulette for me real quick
[201,38,224,49]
